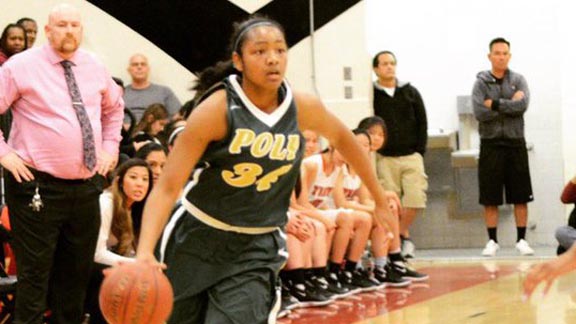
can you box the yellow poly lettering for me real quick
[269,134,287,160]
[285,135,300,160]
[251,133,274,158]
[229,129,256,154]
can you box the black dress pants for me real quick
[5,170,102,324]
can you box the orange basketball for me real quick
[99,262,173,324]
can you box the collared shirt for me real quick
[0,45,124,179]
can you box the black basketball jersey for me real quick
[183,75,304,228]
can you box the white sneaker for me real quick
[402,239,416,258]
[515,239,535,256]
[482,240,500,256]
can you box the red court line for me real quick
[280,264,518,324]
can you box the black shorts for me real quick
[161,206,286,324]
[478,142,533,205]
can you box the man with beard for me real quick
[0,4,124,323]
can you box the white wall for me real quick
[1,0,196,103]
[288,0,574,245]
[363,0,571,243]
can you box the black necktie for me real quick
[61,60,96,170]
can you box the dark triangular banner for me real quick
[88,0,362,73]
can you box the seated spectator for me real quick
[132,103,169,145]
[134,143,167,187]
[123,53,181,121]
[0,23,27,65]
[556,174,576,255]
[16,17,37,48]
[86,159,153,323]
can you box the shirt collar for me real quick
[43,44,79,66]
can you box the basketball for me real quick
[99,262,173,324]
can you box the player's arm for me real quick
[296,92,392,231]
[136,90,228,265]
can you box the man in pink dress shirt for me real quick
[0,4,124,323]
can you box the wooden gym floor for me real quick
[278,248,575,324]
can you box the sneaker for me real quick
[482,239,500,257]
[390,259,429,282]
[374,265,410,288]
[360,268,387,289]
[331,270,362,295]
[515,239,534,256]
[305,276,334,300]
[401,239,416,259]
[280,283,300,311]
[326,271,355,298]
[289,282,333,307]
[342,269,380,292]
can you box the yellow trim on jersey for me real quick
[182,199,279,235]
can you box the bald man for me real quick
[0,4,124,323]
[123,53,181,121]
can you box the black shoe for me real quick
[304,276,334,300]
[557,245,567,256]
[374,265,411,288]
[280,283,300,311]
[288,281,333,307]
[326,271,355,298]
[389,259,429,282]
[342,269,380,292]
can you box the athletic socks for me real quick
[374,256,388,269]
[328,261,342,274]
[487,227,498,243]
[388,252,403,263]
[344,260,357,273]
[517,226,527,242]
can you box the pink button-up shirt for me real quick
[0,45,124,179]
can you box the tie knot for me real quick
[60,60,73,69]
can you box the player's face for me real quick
[366,125,385,151]
[45,8,83,57]
[145,150,167,186]
[373,53,396,82]
[122,166,150,204]
[233,26,288,92]
[488,42,511,72]
[5,27,26,55]
[303,130,319,157]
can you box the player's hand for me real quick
[484,99,493,109]
[384,191,402,216]
[136,252,167,271]
[523,247,576,300]
[0,152,34,183]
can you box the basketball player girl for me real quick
[298,139,382,292]
[332,129,427,285]
[136,16,395,323]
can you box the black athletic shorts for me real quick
[478,141,534,205]
[161,206,286,324]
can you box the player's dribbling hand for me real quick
[136,252,167,271]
